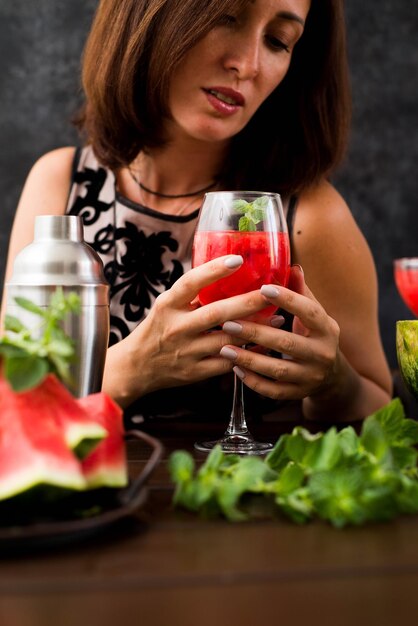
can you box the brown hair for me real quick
[77,0,351,195]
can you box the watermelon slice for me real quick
[396,320,418,402]
[15,373,107,459]
[0,374,86,501]
[78,393,128,489]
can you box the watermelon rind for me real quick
[35,374,108,459]
[82,466,128,490]
[396,320,418,402]
[78,393,128,490]
[66,423,107,460]
[0,466,86,502]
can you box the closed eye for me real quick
[266,35,290,53]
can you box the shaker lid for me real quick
[7,215,109,288]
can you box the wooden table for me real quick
[1,418,418,626]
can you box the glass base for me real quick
[194,433,273,456]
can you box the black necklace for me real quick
[128,167,216,199]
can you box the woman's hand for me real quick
[102,255,274,407]
[218,265,343,405]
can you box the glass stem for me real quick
[226,372,249,437]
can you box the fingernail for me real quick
[233,366,246,380]
[270,314,285,328]
[261,285,280,299]
[224,255,243,269]
[220,346,238,360]
[222,321,243,335]
[292,264,304,276]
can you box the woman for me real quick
[2,0,392,425]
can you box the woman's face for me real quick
[167,0,310,145]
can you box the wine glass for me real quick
[394,258,418,317]
[192,191,291,455]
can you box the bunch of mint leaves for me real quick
[232,196,269,232]
[0,288,80,391]
[169,398,418,527]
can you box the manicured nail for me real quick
[224,255,243,269]
[261,284,280,299]
[292,264,304,276]
[220,346,238,360]
[222,321,243,335]
[270,315,285,328]
[233,366,246,380]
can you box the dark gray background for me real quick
[0,0,417,367]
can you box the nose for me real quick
[222,34,261,80]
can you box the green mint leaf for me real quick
[49,287,81,320]
[369,397,405,443]
[274,462,305,496]
[252,196,269,210]
[231,199,250,214]
[0,289,81,390]
[47,353,73,385]
[251,209,265,224]
[276,488,313,524]
[285,427,322,467]
[234,196,268,231]
[308,467,368,528]
[0,344,28,359]
[47,339,75,358]
[13,297,46,317]
[304,427,342,472]
[360,417,390,462]
[399,419,418,446]
[337,426,359,457]
[238,216,254,231]
[199,444,225,473]
[390,445,418,471]
[4,315,25,334]
[266,434,292,472]
[396,479,418,514]
[169,450,195,484]
[4,354,49,392]
[217,457,273,521]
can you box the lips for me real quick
[203,86,245,115]
[205,87,245,106]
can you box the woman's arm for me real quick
[1,147,76,330]
[294,180,392,419]
[2,148,76,286]
[219,180,392,421]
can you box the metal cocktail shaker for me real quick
[5,215,110,397]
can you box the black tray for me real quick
[0,430,164,553]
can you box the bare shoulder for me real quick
[291,180,391,394]
[25,146,77,199]
[292,179,373,276]
[15,146,77,222]
[3,147,78,284]
[291,178,378,330]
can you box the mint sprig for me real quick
[0,288,81,392]
[169,398,418,527]
[232,196,269,232]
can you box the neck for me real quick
[135,135,229,198]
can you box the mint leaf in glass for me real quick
[232,195,269,232]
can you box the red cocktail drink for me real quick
[193,230,290,317]
[394,264,418,317]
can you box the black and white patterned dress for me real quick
[66,146,301,427]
